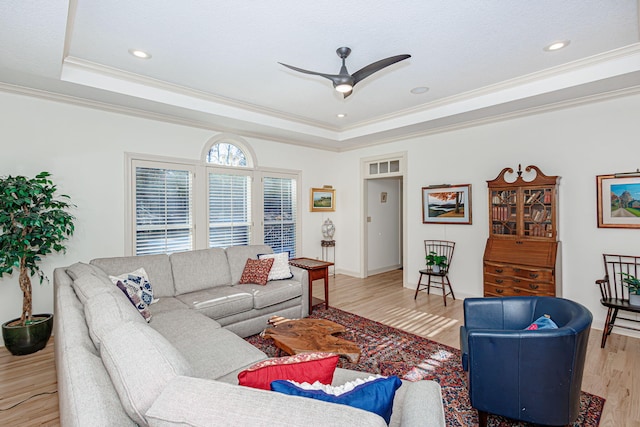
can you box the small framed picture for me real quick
[597,174,640,228]
[381,192,388,203]
[310,188,336,212]
[422,184,472,224]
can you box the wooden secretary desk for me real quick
[483,165,561,297]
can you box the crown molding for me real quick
[62,56,336,132]
[342,43,640,132]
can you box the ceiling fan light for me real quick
[335,84,353,93]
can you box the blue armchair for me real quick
[460,296,592,426]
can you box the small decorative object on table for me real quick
[321,218,335,239]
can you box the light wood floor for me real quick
[0,270,637,426]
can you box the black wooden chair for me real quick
[415,240,456,306]
[596,254,640,348]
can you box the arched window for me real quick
[207,142,248,167]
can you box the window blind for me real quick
[135,167,193,255]
[263,176,296,257]
[209,172,252,248]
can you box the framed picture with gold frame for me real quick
[597,173,640,228]
[310,188,336,212]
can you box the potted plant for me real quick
[0,172,74,355]
[621,272,640,306]
[425,251,448,273]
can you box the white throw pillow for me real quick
[258,252,293,281]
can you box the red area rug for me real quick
[245,305,604,426]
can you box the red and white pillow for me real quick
[237,352,339,390]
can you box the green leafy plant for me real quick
[620,272,640,295]
[0,172,75,326]
[425,251,448,269]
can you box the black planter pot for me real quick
[2,313,54,356]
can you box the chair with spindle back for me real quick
[596,254,640,348]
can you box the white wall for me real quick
[333,93,640,333]
[0,91,337,344]
[367,178,401,274]
[2,89,640,344]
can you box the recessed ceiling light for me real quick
[544,40,570,52]
[410,86,429,94]
[128,49,152,59]
[336,113,347,118]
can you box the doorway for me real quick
[360,152,407,284]
[366,177,403,276]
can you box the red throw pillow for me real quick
[239,258,274,286]
[238,352,339,390]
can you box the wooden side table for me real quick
[289,257,334,314]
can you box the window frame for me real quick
[125,150,301,256]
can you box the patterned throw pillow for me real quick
[109,268,155,322]
[258,252,294,281]
[239,258,275,286]
[115,281,152,322]
[271,375,402,424]
[237,352,339,390]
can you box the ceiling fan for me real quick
[279,47,411,98]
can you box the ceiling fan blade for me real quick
[278,62,342,84]
[351,54,411,86]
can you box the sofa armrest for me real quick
[146,376,387,427]
[394,380,445,427]
[289,265,310,318]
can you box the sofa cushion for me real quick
[66,262,110,281]
[175,287,254,319]
[147,297,189,315]
[145,376,388,427]
[91,254,175,298]
[169,248,231,295]
[100,322,192,426]
[271,375,402,424]
[240,258,274,286]
[238,352,339,390]
[226,245,273,285]
[84,290,147,350]
[258,252,294,281]
[234,279,303,309]
[150,309,267,380]
[70,273,115,305]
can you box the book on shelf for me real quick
[543,190,551,204]
[493,206,509,221]
[526,191,542,204]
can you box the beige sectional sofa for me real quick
[53,245,446,426]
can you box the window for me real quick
[207,142,248,167]
[208,171,252,248]
[263,176,297,257]
[133,162,193,255]
[127,137,300,256]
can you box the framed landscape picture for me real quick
[597,174,640,228]
[310,187,336,212]
[422,184,472,224]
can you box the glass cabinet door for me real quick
[490,189,517,236]
[522,187,554,238]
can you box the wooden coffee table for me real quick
[263,317,361,363]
